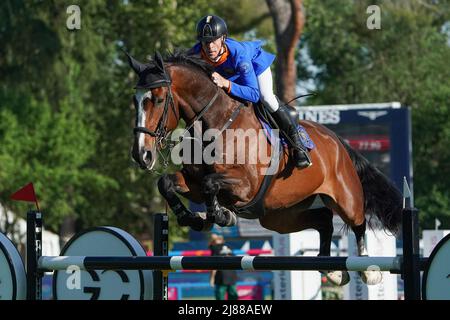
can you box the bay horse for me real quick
[126,51,403,286]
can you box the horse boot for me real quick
[271,104,312,169]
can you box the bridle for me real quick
[133,79,178,149]
[132,58,244,159]
[133,75,221,150]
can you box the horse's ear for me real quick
[123,50,146,74]
[154,51,166,73]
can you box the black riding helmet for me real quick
[196,15,228,42]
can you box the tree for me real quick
[0,0,273,245]
[298,0,450,228]
[266,0,305,102]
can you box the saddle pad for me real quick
[259,116,315,150]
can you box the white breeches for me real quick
[257,67,279,112]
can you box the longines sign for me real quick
[298,109,341,124]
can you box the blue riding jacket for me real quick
[190,38,276,103]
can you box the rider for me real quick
[189,15,312,169]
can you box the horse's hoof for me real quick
[359,270,383,285]
[216,207,237,227]
[321,270,350,286]
[224,208,237,226]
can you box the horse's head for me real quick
[126,51,179,170]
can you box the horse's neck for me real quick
[201,91,240,129]
[175,72,238,129]
[170,65,260,131]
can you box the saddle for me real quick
[231,103,315,219]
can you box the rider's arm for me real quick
[228,58,260,103]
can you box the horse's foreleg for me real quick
[352,220,382,285]
[157,172,212,232]
[201,174,237,227]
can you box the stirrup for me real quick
[292,148,312,169]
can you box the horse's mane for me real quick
[164,50,214,78]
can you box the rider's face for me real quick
[201,37,224,61]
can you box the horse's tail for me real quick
[337,136,403,234]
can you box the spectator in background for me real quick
[209,234,238,300]
[208,233,224,256]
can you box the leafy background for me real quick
[0,0,448,246]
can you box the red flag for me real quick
[10,182,40,211]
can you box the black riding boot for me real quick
[271,104,312,169]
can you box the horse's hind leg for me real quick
[322,192,382,285]
[313,208,350,286]
[351,221,382,285]
[158,172,213,232]
[315,208,334,256]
